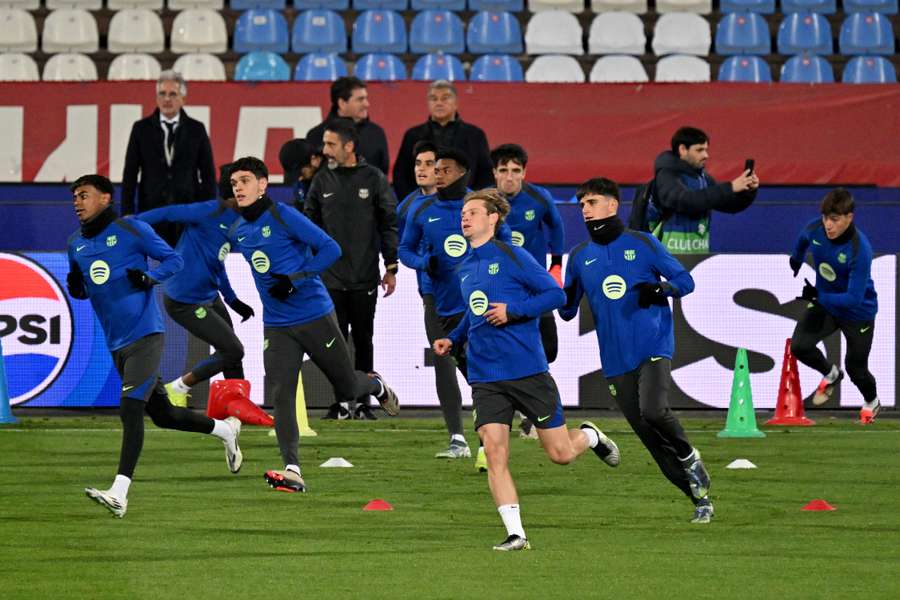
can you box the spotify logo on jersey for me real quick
[602,275,627,300]
[511,231,525,247]
[818,262,837,282]
[218,242,231,262]
[251,250,270,273]
[443,234,468,258]
[469,290,489,315]
[89,260,110,285]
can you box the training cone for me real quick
[726,459,757,469]
[0,339,16,424]
[802,499,836,511]
[320,457,353,468]
[363,499,393,511]
[208,379,274,427]
[766,339,814,426]
[295,370,317,437]
[718,348,766,438]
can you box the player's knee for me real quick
[146,397,176,428]
[547,446,575,465]
[484,443,509,469]
[845,362,869,384]
[221,342,244,365]
[790,337,810,358]
[640,406,669,427]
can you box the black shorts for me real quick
[110,333,166,402]
[472,372,565,431]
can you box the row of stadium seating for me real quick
[4,48,894,81]
[1,7,896,56]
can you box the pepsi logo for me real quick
[0,253,73,406]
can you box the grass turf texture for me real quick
[1,415,898,599]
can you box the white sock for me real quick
[582,427,599,448]
[110,474,131,498]
[210,419,232,441]
[451,434,467,445]
[498,504,526,538]
[824,364,840,383]
[170,377,191,393]
[863,397,880,409]
[285,464,301,477]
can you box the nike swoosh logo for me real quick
[585,258,597,265]
[461,274,469,282]
[325,337,336,348]
[122,385,134,392]
[650,356,663,362]
[537,415,551,423]
[428,217,441,223]
[238,236,246,242]
[76,245,86,251]
[367,289,376,296]
[860,326,871,333]
[219,224,228,229]
[323,193,334,198]
[812,240,821,246]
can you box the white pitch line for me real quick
[0,427,897,434]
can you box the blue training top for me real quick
[505,182,565,267]
[397,188,433,297]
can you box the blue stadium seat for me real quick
[412,53,466,80]
[234,51,291,80]
[839,13,895,55]
[469,0,523,10]
[842,55,897,82]
[293,0,349,8]
[467,11,523,54]
[411,0,465,9]
[780,54,834,82]
[410,10,465,54]
[354,53,407,80]
[720,0,775,13]
[843,0,897,13]
[469,53,523,81]
[292,9,347,53]
[715,12,771,55]
[717,55,772,81]
[294,52,348,80]
[230,0,286,9]
[781,0,836,14]
[353,0,407,8]
[233,9,289,53]
[777,12,832,55]
[352,10,407,54]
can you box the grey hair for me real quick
[428,79,456,97]
[157,70,187,96]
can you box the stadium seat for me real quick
[0,9,37,53]
[591,0,647,13]
[528,0,584,11]
[843,0,897,13]
[841,55,897,82]
[777,12,832,55]
[410,10,465,54]
[525,54,585,82]
[0,52,38,81]
[525,11,584,54]
[294,0,349,8]
[354,53,406,80]
[588,54,649,82]
[715,12,771,55]
[588,12,646,55]
[171,9,228,53]
[42,52,97,81]
[652,13,711,56]
[107,53,162,80]
[412,53,466,80]
[354,0,407,8]
[107,0,163,9]
[470,0,524,10]
[173,52,227,80]
[42,9,98,54]
[0,0,39,10]
[467,11,522,54]
[656,0,712,13]
[234,9,290,53]
[294,52,349,80]
[412,0,465,8]
[169,0,223,9]
[720,0,774,13]
[717,55,772,81]
[45,0,101,9]
[292,10,347,53]
[781,0,836,14]
[352,10,407,54]
[654,54,711,81]
[231,0,286,8]
[107,9,165,54]
[470,53,523,80]
[235,50,291,80]
[839,13,895,55]
[780,53,834,82]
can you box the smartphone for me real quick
[744,158,755,175]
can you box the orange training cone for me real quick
[766,338,814,426]
[208,379,274,427]
[363,499,394,511]
[802,499,836,511]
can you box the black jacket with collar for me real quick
[304,158,398,291]
[306,113,390,175]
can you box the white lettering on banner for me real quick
[35,106,98,182]
[233,107,323,184]
[109,105,142,184]
[0,107,24,182]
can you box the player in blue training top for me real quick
[788,188,880,424]
[136,164,256,408]
[67,175,243,519]
[227,156,399,494]
[558,177,713,525]
[433,189,619,552]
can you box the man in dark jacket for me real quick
[121,70,216,247]
[304,118,399,420]
[306,77,389,175]
[392,80,493,200]
[648,126,759,254]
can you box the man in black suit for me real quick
[392,80,493,200]
[121,70,216,246]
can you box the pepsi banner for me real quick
[2,252,895,410]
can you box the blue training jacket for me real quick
[791,219,877,322]
[449,239,565,383]
[505,182,565,267]
[67,217,183,351]
[137,199,241,305]
[397,188,433,297]
[559,230,694,378]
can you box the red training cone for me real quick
[802,499,836,511]
[766,339,814,426]
[363,499,394,511]
[207,379,274,427]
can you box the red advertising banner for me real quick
[1,82,899,186]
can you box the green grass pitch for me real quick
[1,415,898,599]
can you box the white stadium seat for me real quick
[108,9,165,53]
[525,54,586,82]
[107,53,162,80]
[173,52,226,80]
[0,8,37,53]
[655,54,710,82]
[0,52,39,81]
[0,0,40,9]
[652,12,710,56]
[525,11,584,55]
[589,55,649,82]
[170,9,228,54]
[107,0,164,9]
[591,0,647,13]
[42,8,99,54]
[45,0,103,10]
[588,12,646,55]
[655,0,712,14]
[42,52,98,81]
[528,0,585,12]
[167,0,224,9]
